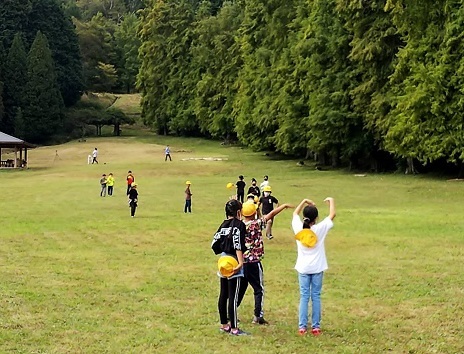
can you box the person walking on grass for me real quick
[236,175,246,203]
[292,197,336,336]
[258,186,279,239]
[211,199,249,336]
[237,201,293,325]
[126,171,134,195]
[128,183,139,217]
[247,178,261,199]
[165,145,172,161]
[92,148,98,164]
[106,173,115,196]
[100,174,107,197]
[184,181,192,213]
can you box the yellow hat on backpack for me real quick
[218,255,239,278]
[263,186,272,192]
[295,229,318,248]
[242,201,258,217]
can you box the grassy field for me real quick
[1,128,463,353]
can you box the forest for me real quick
[1,0,464,174]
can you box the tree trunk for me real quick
[405,157,418,174]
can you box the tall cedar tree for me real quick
[2,33,28,135]
[0,0,32,49]
[23,31,64,143]
[138,0,197,135]
[27,0,83,106]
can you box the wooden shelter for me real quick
[0,131,35,168]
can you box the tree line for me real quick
[138,0,464,173]
[0,0,141,143]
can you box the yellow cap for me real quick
[131,182,137,187]
[263,186,272,192]
[242,201,258,217]
[218,256,238,278]
[295,229,318,248]
[226,182,234,189]
[186,181,191,185]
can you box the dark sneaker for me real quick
[230,329,250,336]
[252,316,269,325]
[267,234,274,240]
[311,328,322,336]
[219,325,231,334]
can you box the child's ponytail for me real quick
[302,205,318,228]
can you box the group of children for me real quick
[212,181,336,337]
[98,171,139,217]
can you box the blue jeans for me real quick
[298,272,323,330]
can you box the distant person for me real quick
[184,181,192,213]
[128,183,139,218]
[236,175,246,203]
[92,148,98,164]
[259,175,269,192]
[126,171,135,195]
[247,178,261,198]
[107,173,115,196]
[292,197,336,336]
[258,186,279,239]
[237,201,293,325]
[100,174,107,197]
[165,145,172,161]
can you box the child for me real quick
[165,145,172,161]
[235,175,246,203]
[92,148,98,164]
[259,175,269,192]
[237,201,293,324]
[106,173,115,196]
[247,178,261,198]
[184,181,192,213]
[100,174,107,197]
[126,171,134,195]
[258,186,279,239]
[246,193,261,218]
[128,183,139,217]
[292,197,336,336]
[211,199,249,336]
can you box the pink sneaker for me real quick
[298,328,307,336]
[311,328,322,336]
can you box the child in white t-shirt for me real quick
[292,197,336,336]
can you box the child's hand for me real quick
[233,264,243,273]
[305,199,315,205]
[324,197,334,204]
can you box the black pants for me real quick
[218,277,241,328]
[130,201,137,216]
[184,199,191,213]
[92,157,98,164]
[108,186,113,196]
[165,154,171,161]
[238,262,265,318]
[237,191,244,203]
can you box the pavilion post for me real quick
[25,148,28,167]
[14,146,18,168]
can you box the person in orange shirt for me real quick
[126,171,135,195]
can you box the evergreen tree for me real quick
[0,82,4,130]
[2,33,28,135]
[27,0,84,106]
[0,0,32,49]
[23,31,64,143]
[14,107,25,139]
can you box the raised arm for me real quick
[265,203,294,220]
[293,198,315,216]
[324,197,336,220]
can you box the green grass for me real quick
[1,129,463,353]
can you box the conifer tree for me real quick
[23,31,64,143]
[2,33,28,135]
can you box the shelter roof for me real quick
[0,131,35,148]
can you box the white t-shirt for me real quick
[292,214,334,274]
[259,180,269,191]
[92,150,98,157]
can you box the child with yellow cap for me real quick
[292,197,336,336]
[237,200,293,324]
[211,199,249,336]
[184,181,192,213]
[258,185,279,239]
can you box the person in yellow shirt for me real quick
[107,173,115,196]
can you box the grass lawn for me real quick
[1,128,463,353]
